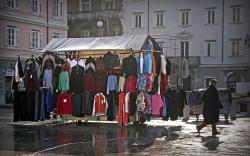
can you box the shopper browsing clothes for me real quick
[196,79,223,136]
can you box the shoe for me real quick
[196,125,201,134]
[212,131,220,136]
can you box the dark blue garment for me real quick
[34,91,39,121]
[45,89,54,112]
[40,89,46,121]
[72,94,83,117]
[162,96,168,117]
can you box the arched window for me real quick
[227,73,241,91]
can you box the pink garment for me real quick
[125,75,137,93]
[146,74,152,92]
[151,94,163,116]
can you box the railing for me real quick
[167,56,200,67]
[68,10,122,21]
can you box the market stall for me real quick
[13,35,186,125]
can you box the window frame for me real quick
[231,40,240,56]
[81,30,90,38]
[79,0,91,12]
[53,0,63,18]
[5,0,18,10]
[180,40,189,58]
[52,33,62,38]
[5,26,20,47]
[204,40,216,57]
[30,30,43,50]
[29,0,42,15]
[181,10,189,26]
[207,9,216,24]
[156,11,164,27]
[232,6,241,23]
[105,0,114,10]
[135,13,142,28]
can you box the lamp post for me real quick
[96,20,103,37]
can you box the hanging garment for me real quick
[151,93,164,116]
[146,74,153,92]
[45,89,54,112]
[70,65,85,93]
[86,56,96,66]
[92,93,108,116]
[219,89,232,116]
[62,63,71,75]
[151,54,157,76]
[42,54,56,71]
[118,76,126,92]
[54,65,62,90]
[177,89,187,117]
[72,93,83,117]
[160,73,168,95]
[106,75,118,95]
[82,91,94,115]
[162,96,169,120]
[118,93,128,126]
[85,62,96,71]
[143,52,152,74]
[56,92,73,115]
[15,57,24,82]
[139,52,144,74]
[122,55,137,77]
[95,57,104,71]
[95,69,107,93]
[78,59,85,68]
[103,52,120,69]
[129,93,137,116]
[58,71,69,91]
[136,92,146,112]
[166,58,172,76]
[67,58,77,68]
[125,75,137,93]
[153,52,161,75]
[43,68,53,90]
[24,65,40,91]
[136,74,147,92]
[167,89,179,120]
[145,93,152,114]
[161,55,167,74]
[84,70,96,93]
[107,91,117,121]
[178,58,189,86]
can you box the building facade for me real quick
[0,0,68,104]
[122,0,250,90]
[67,0,123,38]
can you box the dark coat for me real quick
[202,85,222,124]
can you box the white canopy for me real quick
[41,35,156,52]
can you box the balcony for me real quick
[167,56,200,67]
[68,10,122,21]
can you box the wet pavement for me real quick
[0,105,250,156]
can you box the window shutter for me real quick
[39,32,43,49]
[29,0,32,12]
[15,28,20,47]
[163,12,166,26]
[153,13,157,27]
[189,11,191,25]
[141,13,144,28]
[39,0,42,14]
[204,42,207,56]
[15,0,19,9]
[131,14,135,28]
[5,27,9,46]
[29,31,33,49]
[211,42,216,57]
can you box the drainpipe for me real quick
[221,0,224,62]
[147,0,149,35]
[46,0,49,44]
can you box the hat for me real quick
[210,79,218,83]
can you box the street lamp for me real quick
[97,20,103,37]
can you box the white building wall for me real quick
[122,0,250,89]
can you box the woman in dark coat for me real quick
[196,79,222,136]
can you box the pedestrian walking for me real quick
[196,79,223,136]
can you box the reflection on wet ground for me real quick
[0,123,181,155]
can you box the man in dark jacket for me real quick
[196,79,222,136]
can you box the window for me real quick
[180,41,189,58]
[134,13,142,28]
[232,7,240,23]
[53,0,63,18]
[207,9,215,24]
[204,77,216,88]
[30,0,41,14]
[5,26,20,47]
[79,0,91,12]
[81,30,90,38]
[204,40,216,56]
[52,33,62,38]
[155,11,164,27]
[5,0,18,9]
[113,27,120,36]
[181,10,190,26]
[105,0,113,10]
[30,30,43,50]
[231,40,240,56]
[98,28,104,37]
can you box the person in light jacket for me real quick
[196,79,223,136]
